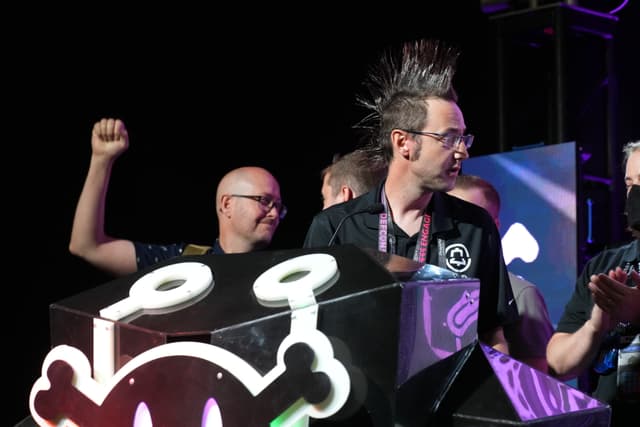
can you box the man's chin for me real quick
[253,235,273,249]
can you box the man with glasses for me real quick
[69,117,286,276]
[303,39,517,354]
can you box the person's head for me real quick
[622,140,640,237]
[215,166,285,252]
[320,149,388,209]
[623,140,640,193]
[448,174,501,229]
[356,39,472,192]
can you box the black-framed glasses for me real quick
[400,129,474,150]
[230,194,288,219]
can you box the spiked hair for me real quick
[355,39,461,161]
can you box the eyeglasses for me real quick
[230,194,288,219]
[400,129,474,150]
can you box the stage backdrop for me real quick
[462,141,577,326]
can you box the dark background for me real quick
[7,1,639,424]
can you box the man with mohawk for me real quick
[304,39,517,353]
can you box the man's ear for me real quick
[219,194,232,216]
[340,186,355,202]
[391,128,410,158]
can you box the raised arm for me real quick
[69,118,137,276]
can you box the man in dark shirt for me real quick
[547,140,640,426]
[320,148,388,210]
[303,39,517,353]
[69,118,286,276]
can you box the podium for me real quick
[29,245,610,425]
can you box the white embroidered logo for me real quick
[445,243,472,273]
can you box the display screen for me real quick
[462,142,577,326]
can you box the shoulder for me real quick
[133,241,187,270]
[508,272,544,299]
[508,272,534,290]
[434,192,498,234]
[311,189,378,224]
[304,190,378,248]
[183,243,214,255]
[134,241,187,253]
[439,192,494,222]
[583,239,638,272]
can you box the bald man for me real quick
[69,118,285,276]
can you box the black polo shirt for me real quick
[303,180,518,335]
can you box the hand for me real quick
[91,118,129,159]
[589,267,640,328]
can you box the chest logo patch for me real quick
[445,243,472,273]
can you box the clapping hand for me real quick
[589,267,640,331]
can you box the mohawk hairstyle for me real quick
[354,39,461,159]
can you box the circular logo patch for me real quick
[445,243,472,273]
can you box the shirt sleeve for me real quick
[492,226,520,330]
[506,278,555,359]
[555,258,596,334]
[133,241,186,270]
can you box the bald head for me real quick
[216,167,281,211]
[214,166,283,253]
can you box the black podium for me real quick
[28,245,610,426]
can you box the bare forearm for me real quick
[546,320,606,379]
